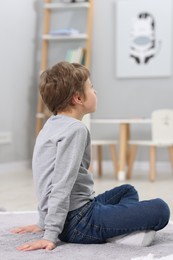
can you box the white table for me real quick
[91,118,152,180]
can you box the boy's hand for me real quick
[11,224,43,234]
[16,239,56,251]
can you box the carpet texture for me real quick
[0,212,173,260]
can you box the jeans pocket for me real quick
[59,203,91,241]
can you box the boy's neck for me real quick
[58,109,84,121]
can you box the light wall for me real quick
[0,0,40,164]
[0,0,172,165]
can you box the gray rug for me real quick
[0,212,173,260]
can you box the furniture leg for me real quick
[109,144,118,179]
[126,124,131,162]
[150,146,156,181]
[97,145,102,177]
[127,145,137,179]
[118,123,128,181]
[89,144,95,173]
[168,146,173,172]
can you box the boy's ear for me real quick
[72,92,83,105]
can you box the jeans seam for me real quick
[105,186,135,204]
[73,228,103,242]
[80,219,153,233]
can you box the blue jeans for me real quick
[59,184,170,244]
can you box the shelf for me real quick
[44,3,90,9]
[36,0,93,134]
[42,33,88,40]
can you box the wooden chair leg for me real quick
[89,144,95,173]
[150,146,156,182]
[127,145,137,179]
[97,145,102,177]
[168,146,173,172]
[126,124,131,163]
[118,123,128,179]
[109,144,118,179]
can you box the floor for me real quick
[0,165,173,221]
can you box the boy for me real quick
[12,61,170,251]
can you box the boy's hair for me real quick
[39,61,90,115]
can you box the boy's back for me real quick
[32,115,95,242]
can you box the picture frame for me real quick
[116,0,172,78]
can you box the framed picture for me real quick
[116,0,172,78]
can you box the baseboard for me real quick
[0,160,31,174]
[0,211,37,214]
[132,161,172,172]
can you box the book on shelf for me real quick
[66,47,86,64]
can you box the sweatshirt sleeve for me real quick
[43,123,88,243]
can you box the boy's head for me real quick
[39,61,90,115]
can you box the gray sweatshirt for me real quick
[32,115,95,243]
